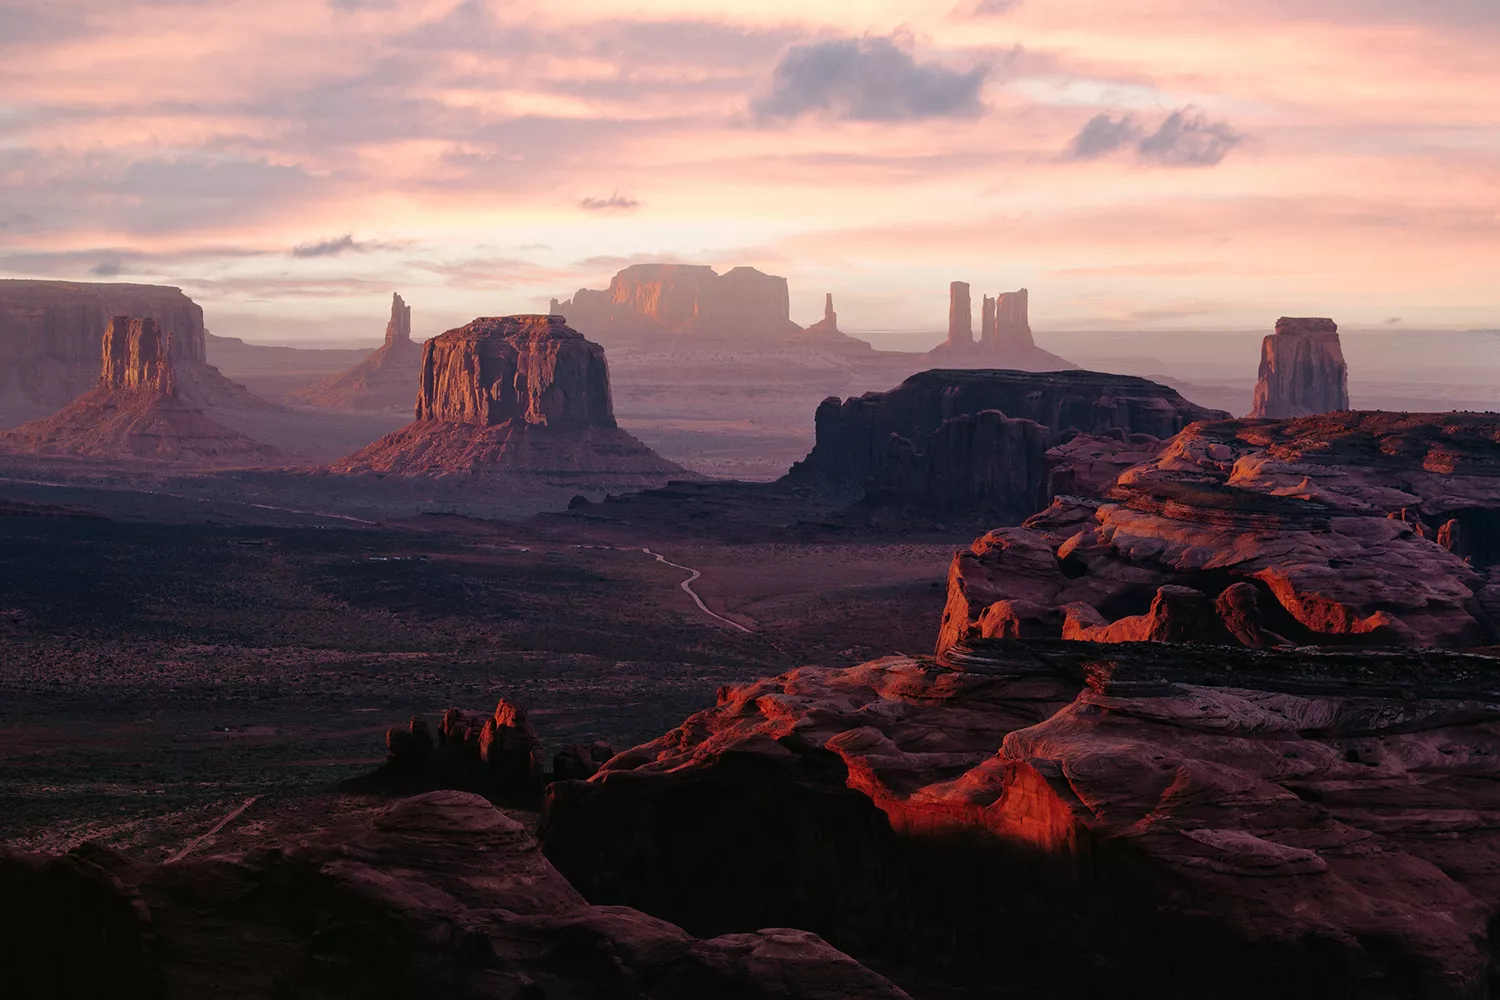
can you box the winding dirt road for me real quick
[639,547,754,633]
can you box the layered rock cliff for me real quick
[0,280,206,426]
[333,315,682,482]
[554,263,802,342]
[541,642,1500,999]
[0,316,278,465]
[788,368,1228,514]
[1249,317,1349,418]
[938,410,1500,653]
[285,292,425,411]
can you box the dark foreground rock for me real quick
[0,790,908,1000]
[540,643,1500,999]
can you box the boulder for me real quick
[1248,317,1349,418]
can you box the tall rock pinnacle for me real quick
[994,289,1034,351]
[980,295,997,345]
[823,293,836,326]
[1249,317,1350,418]
[948,281,973,347]
[384,293,412,347]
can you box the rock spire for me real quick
[947,281,973,347]
[383,292,412,347]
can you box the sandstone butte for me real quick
[285,292,425,412]
[799,292,870,352]
[0,790,909,999]
[552,262,873,348]
[1249,316,1350,418]
[0,316,279,466]
[332,315,683,484]
[786,368,1228,516]
[939,410,1500,652]
[928,282,1075,371]
[0,279,207,427]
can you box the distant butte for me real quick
[332,314,683,486]
[927,282,1075,371]
[1249,316,1350,418]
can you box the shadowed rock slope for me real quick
[0,790,909,1000]
[334,315,683,487]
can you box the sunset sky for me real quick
[1,0,1497,346]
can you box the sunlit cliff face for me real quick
[1,0,1497,342]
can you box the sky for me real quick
[1,0,1497,346]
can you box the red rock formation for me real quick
[0,790,908,999]
[333,315,682,483]
[946,281,973,346]
[801,293,873,352]
[1249,317,1349,418]
[284,292,425,412]
[993,288,1033,352]
[938,411,1500,652]
[554,263,802,342]
[0,280,206,426]
[789,368,1227,514]
[979,294,996,343]
[540,643,1500,998]
[0,316,278,466]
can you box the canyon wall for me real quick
[1249,317,1349,418]
[555,264,800,342]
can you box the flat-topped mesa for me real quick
[101,316,174,394]
[553,263,801,341]
[947,281,973,346]
[333,315,681,481]
[787,368,1229,513]
[1249,316,1349,418]
[994,288,1034,350]
[415,315,615,429]
[383,292,412,347]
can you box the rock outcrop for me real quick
[787,368,1228,515]
[553,263,802,343]
[939,410,1500,652]
[801,293,871,351]
[1249,317,1349,418]
[540,643,1500,998]
[0,790,908,1000]
[928,283,1073,370]
[0,317,279,466]
[284,293,425,411]
[0,280,206,427]
[947,281,973,347]
[333,315,682,483]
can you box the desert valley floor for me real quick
[0,489,958,860]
